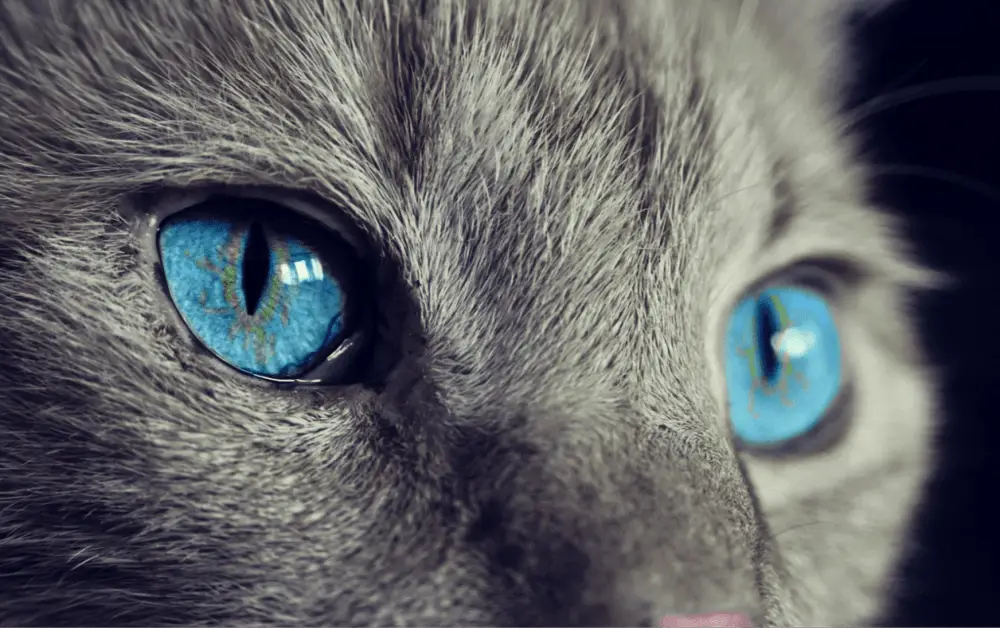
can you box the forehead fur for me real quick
[0,0,870,402]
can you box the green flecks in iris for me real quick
[736,293,811,418]
[188,224,299,372]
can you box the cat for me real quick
[0,0,940,625]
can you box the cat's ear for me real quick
[838,0,898,15]
[754,0,896,28]
[752,0,895,97]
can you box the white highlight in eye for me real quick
[295,260,309,282]
[771,326,816,359]
[278,257,326,285]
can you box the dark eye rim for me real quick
[723,259,858,458]
[130,187,377,388]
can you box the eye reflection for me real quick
[278,258,326,285]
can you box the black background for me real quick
[850,0,1000,624]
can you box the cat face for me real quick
[0,1,937,625]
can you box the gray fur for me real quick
[0,0,938,625]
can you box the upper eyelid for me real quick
[738,257,867,305]
[123,186,373,263]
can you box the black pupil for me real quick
[242,221,270,316]
[755,297,780,383]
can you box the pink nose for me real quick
[660,611,754,627]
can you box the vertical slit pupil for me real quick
[755,297,779,383]
[242,222,270,316]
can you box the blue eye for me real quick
[723,286,843,447]
[157,200,360,380]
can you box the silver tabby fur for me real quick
[0,0,939,625]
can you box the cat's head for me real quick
[0,1,938,625]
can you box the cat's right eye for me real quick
[723,286,845,453]
[156,196,371,385]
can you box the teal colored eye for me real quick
[157,199,359,380]
[723,286,843,447]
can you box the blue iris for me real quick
[723,286,842,446]
[158,210,348,379]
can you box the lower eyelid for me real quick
[735,382,854,459]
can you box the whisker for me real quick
[841,75,1000,130]
[866,163,1000,204]
[768,518,890,543]
[768,520,839,541]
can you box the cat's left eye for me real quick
[723,286,844,452]
[157,197,367,384]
